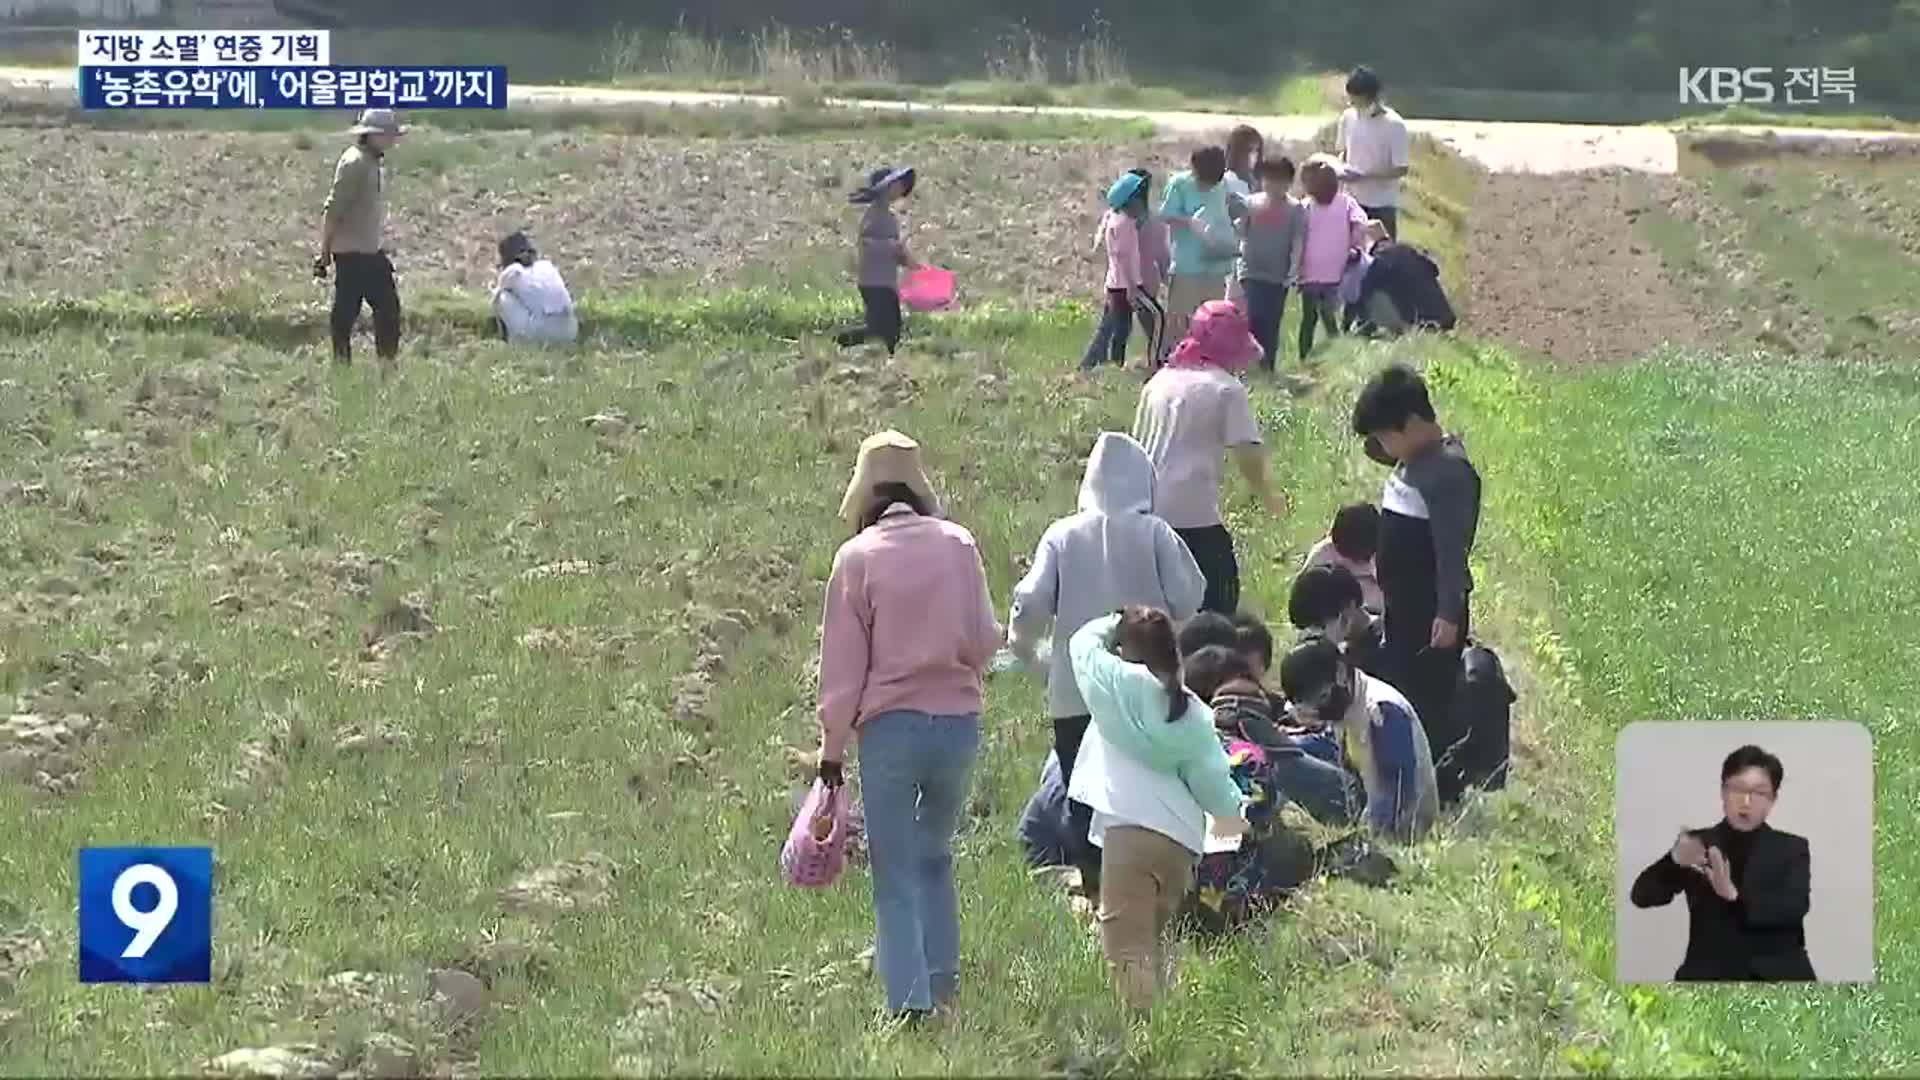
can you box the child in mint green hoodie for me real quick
[1066,607,1247,1013]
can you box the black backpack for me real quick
[1450,640,1515,792]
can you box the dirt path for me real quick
[1462,171,1738,365]
[7,64,1920,175]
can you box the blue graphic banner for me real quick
[79,65,508,110]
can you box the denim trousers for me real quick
[1266,741,1365,826]
[1239,278,1289,371]
[858,709,982,1011]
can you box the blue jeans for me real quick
[1266,742,1363,826]
[1293,730,1342,767]
[858,709,982,1011]
[1239,279,1289,371]
[1080,289,1165,370]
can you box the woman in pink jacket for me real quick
[816,430,1001,1023]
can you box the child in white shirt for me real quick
[1303,501,1384,614]
[491,231,578,344]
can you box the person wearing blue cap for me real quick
[1080,170,1167,372]
[834,166,921,356]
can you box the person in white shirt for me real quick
[1336,66,1412,240]
[490,231,579,344]
[1221,125,1264,306]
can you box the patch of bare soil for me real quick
[1684,131,1920,168]
[0,130,1203,306]
[499,852,615,915]
[1465,170,1740,364]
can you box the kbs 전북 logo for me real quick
[77,847,214,984]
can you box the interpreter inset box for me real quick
[1615,721,1874,984]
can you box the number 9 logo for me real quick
[112,863,179,959]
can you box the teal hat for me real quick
[1106,172,1147,210]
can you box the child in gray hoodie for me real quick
[1007,431,1207,890]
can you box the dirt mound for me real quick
[499,853,615,915]
[1465,170,1738,364]
[1685,131,1920,167]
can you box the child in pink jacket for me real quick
[1082,171,1169,372]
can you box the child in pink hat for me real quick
[1131,301,1290,614]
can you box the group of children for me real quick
[999,354,1503,1014]
[805,69,1494,1019]
[827,69,1453,373]
[1061,67,1453,377]
[1083,144,1451,376]
[808,298,1500,1020]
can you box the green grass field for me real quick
[0,119,1915,1076]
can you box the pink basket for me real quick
[781,779,850,888]
[900,266,957,312]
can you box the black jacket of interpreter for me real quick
[1629,821,1816,982]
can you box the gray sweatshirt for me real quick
[1237,193,1306,285]
[1007,432,1208,718]
[855,199,910,289]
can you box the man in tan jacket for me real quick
[316,108,406,362]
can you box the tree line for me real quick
[281,0,1920,105]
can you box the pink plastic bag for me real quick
[900,266,956,311]
[781,779,849,888]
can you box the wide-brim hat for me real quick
[849,166,916,204]
[349,108,409,135]
[1166,300,1263,373]
[1106,172,1147,210]
[838,429,941,532]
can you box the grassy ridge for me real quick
[0,316,1671,1076]
[1438,348,1920,1073]
[7,310,1911,1074]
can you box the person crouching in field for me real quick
[1295,154,1369,359]
[1354,227,1459,337]
[1340,219,1391,333]
[835,166,921,356]
[316,108,407,364]
[1303,501,1384,615]
[490,232,578,345]
[1082,172,1168,372]
[1279,634,1438,842]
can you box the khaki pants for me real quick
[1164,273,1227,344]
[1097,826,1197,1013]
